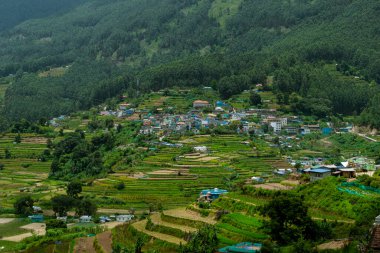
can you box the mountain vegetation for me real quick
[0,0,379,126]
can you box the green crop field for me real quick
[81,134,282,210]
[1,89,377,252]
[0,219,29,237]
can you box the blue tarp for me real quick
[219,242,262,253]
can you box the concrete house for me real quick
[270,121,282,133]
[79,216,92,223]
[56,216,67,222]
[193,100,210,108]
[194,146,208,153]
[306,168,331,181]
[116,215,134,222]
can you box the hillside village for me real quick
[93,88,375,183]
[1,87,380,252]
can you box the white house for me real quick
[116,215,134,222]
[79,216,92,223]
[280,118,288,126]
[215,107,224,112]
[194,146,208,153]
[56,216,67,222]
[270,121,282,133]
[300,127,311,135]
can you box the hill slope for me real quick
[1,0,380,122]
[0,0,87,32]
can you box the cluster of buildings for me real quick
[287,156,377,181]
[104,98,354,138]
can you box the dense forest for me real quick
[1,0,380,126]
[0,0,87,32]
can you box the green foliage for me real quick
[0,0,378,120]
[50,132,106,180]
[145,217,187,239]
[14,133,21,144]
[179,225,219,253]
[260,193,323,245]
[250,92,262,106]
[297,177,380,225]
[115,182,125,191]
[46,219,67,230]
[66,181,82,198]
[359,93,380,128]
[4,147,11,159]
[51,195,75,217]
[75,198,97,216]
[14,196,34,216]
[0,0,85,32]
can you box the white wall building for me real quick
[116,215,134,222]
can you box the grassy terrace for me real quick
[81,134,282,211]
[0,133,58,208]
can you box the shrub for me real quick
[46,219,67,230]
[115,182,125,190]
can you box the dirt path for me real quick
[1,233,33,242]
[101,221,124,229]
[96,231,113,253]
[253,183,293,190]
[318,239,349,250]
[74,237,96,253]
[2,223,46,242]
[0,218,14,224]
[196,156,220,162]
[221,196,257,206]
[97,208,133,214]
[150,213,197,233]
[172,164,219,168]
[312,217,354,224]
[132,219,186,245]
[163,208,217,225]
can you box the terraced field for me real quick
[0,133,63,208]
[84,134,283,211]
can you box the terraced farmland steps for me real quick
[131,207,216,245]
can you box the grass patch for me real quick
[0,218,30,237]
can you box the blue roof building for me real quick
[28,214,44,223]
[322,127,333,135]
[216,101,228,107]
[305,168,331,181]
[200,188,228,201]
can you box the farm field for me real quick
[0,133,64,209]
[1,89,380,252]
[84,134,284,211]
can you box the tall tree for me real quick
[260,193,318,245]
[14,196,34,216]
[66,181,82,198]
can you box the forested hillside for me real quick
[0,0,87,32]
[1,0,380,125]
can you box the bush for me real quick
[115,182,125,190]
[14,196,34,216]
[46,219,67,230]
